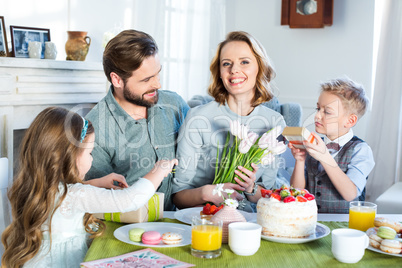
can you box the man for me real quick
[86,30,189,210]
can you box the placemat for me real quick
[84,219,400,267]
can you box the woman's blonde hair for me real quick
[1,107,105,268]
[208,31,275,106]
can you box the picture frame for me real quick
[10,25,50,58]
[0,16,8,56]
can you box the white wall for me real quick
[0,0,136,62]
[1,0,375,138]
[226,0,375,139]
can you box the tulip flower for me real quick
[213,120,285,188]
[230,120,249,140]
[238,131,258,154]
[270,141,287,155]
[258,125,283,149]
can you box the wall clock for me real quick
[281,0,333,28]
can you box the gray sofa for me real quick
[187,95,302,127]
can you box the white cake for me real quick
[257,189,317,238]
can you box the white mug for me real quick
[44,41,57,59]
[228,222,261,256]
[28,41,42,59]
[332,228,369,263]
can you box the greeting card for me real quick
[80,248,194,268]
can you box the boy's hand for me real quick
[303,132,337,167]
[288,143,307,162]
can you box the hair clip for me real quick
[80,117,88,143]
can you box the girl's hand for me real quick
[288,143,307,162]
[144,159,179,190]
[86,173,128,189]
[151,159,179,178]
[234,163,259,193]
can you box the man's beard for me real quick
[123,86,159,108]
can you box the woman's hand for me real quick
[234,163,259,193]
[202,183,245,206]
[85,173,128,189]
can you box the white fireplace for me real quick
[0,57,108,226]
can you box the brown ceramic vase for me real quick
[65,31,91,61]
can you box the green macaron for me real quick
[129,228,145,242]
[377,226,397,240]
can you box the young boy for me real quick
[289,78,375,213]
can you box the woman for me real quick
[172,31,286,210]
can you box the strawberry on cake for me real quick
[257,186,317,238]
[200,203,224,219]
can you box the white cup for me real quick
[228,222,261,256]
[28,41,42,58]
[332,228,369,263]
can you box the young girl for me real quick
[1,107,177,268]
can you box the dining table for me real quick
[83,212,402,267]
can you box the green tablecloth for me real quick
[83,219,400,267]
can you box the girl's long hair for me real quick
[1,107,105,268]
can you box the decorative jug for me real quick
[65,31,91,61]
[211,206,246,243]
[44,41,57,59]
[28,41,42,59]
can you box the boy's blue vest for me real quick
[306,136,366,214]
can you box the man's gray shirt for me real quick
[85,87,189,210]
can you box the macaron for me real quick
[141,231,162,245]
[128,228,145,242]
[369,234,383,249]
[380,239,402,254]
[162,232,183,245]
[377,226,397,240]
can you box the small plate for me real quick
[114,222,191,248]
[366,227,402,257]
[174,207,256,225]
[367,245,402,257]
[261,223,330,244]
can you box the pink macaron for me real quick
[141,231,162,245]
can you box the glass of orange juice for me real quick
[191,215,222,258]
[348,201,377,231]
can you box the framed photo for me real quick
[0,16,8,56]
[10,25,50,58]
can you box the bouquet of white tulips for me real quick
[212,120,287,186]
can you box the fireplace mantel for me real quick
[0,58,108,189]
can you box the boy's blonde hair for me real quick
[321,77,369,119]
